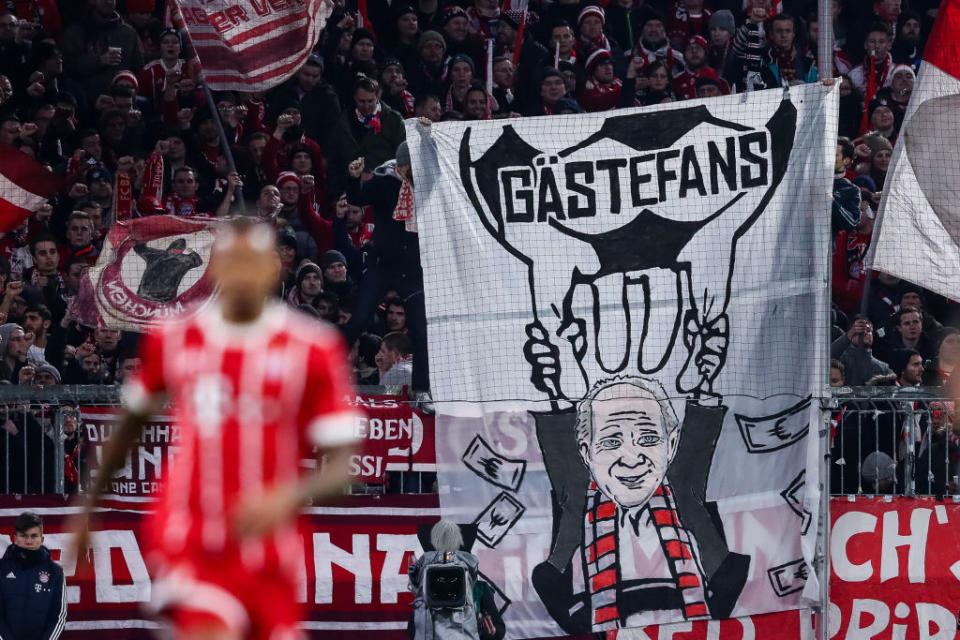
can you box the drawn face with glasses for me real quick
[576,380,680,508]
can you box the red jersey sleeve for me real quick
[301,337,359,449]
[122,328,167,413]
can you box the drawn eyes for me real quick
[637,435,662,446]
[597,437,622,451]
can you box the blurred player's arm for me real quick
[69,330,167,556]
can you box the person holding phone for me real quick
[830,315,893,386]
[61,0,143,99]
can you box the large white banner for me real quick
[408,84,837,638]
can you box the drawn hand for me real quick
[524,321,562,400]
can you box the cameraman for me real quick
[408,520,504,640]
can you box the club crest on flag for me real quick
[70,216,219,332]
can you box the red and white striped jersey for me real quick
[124,302,358,575]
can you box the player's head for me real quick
[575,377,680,509]
[14,511,43,551]
[210,218,280,316]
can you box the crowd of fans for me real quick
[0,0,953,493]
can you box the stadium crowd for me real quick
[0,0,954,494]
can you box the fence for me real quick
[0,384,437,497]
[826,385,955,497]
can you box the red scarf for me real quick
[859,53,892,135]
[774,47,798,83]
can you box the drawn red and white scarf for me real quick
[582,480,709,630]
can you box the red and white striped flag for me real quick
[0,145,61,233]
[169,0,334,92]
[867,0,960,300]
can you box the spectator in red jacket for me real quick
[578,49,622,112]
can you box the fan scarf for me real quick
[354,102,382,134]
[582,480,709,630]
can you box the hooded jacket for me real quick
[0,543,67,640]
[61,10,144,100]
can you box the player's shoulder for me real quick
[275,304,344,350]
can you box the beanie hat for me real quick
[447,53,475,74]
[863,132,893,155]
[159,27,181,46]
[321,250,347,270]
[867,95,893,120]
[392,4,417,20]
[112,70,139,90]
[888,348,921,376]
[540,66,565,84]
[441,6,468,26]
[578,5,605,26]
[499,10,521,30]
[381,57,404,74]
[277,232,298,251]
[884,63,916,88]
[861,451,896,483]
[395,141,411,167]
[417,31,446,55]
[852,174,878,192]
[36,363,61,384]
[585,48,613,75]
[295,262,321,287]
[709,10,736,35]
[276,171,301,188]
[351,28,376,48]
[686,35,708,51]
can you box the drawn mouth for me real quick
[614,470,651,489]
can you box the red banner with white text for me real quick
[81,395,435,496]
[830,496,960,640]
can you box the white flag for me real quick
[867,0,960,300]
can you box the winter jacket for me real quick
[0,544,67,640]
[327,105,406,201]
[61,11,144,102]
[345,161,421,284]
[830,334,893,386]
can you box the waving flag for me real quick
[170,0,333,91]
[0,145,61,233]
[867,0,960,299]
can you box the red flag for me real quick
[0,145,61,233]
[171,0,334,92]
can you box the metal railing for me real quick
[826,386,955,497]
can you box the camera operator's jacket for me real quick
[0,543,67,640]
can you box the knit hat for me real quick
[381,57,404,74]
[447,53,475,74]
[111,70,139,90]
[861,451,896,483]
[867,95,893,120]
[321,250,347,270]
[440,6,468,26]
[686,35,708,52]
[499,10,521,30]
[0,324,21,361]
[888,348,920,376]
[276,171,301,188]
[277,232,298,251]
[863,132,893,155]
[35,363,61,384]
[695,74,725,92]
[884,63,916,88]
[553,97,582,113]
[540,67,565,84]
[86,167,112,184]
[392,4,417,20]
[295,262,321,287]
[395,141,411,167]
[709,10,735,35]
[351,28,376,49]
[159,27,181,46]
[585,48,613,75]
[417,31,446,55]
[578,5,605,26]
